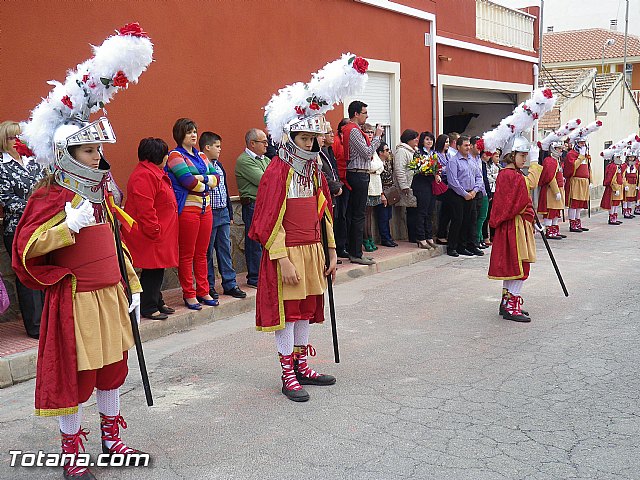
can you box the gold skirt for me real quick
[73,284,134,371]
[282,242,327,301]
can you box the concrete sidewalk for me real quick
[0,240,448,388]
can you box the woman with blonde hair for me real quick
[0,121,45,338]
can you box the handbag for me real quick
[397,189,417,208]
[383,186,401,206]
[0,276,10,315]
[432,180,448,196]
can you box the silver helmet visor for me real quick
[66,117,116,146]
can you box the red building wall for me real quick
[1,0,535,194]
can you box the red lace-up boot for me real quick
[569,219,581,232]
[608,213,618,225]
[278,353,309,402]
[545,225,561,239]
[613,212,622,225]
[499,289,529,317]
[576,219,589,231]
[100,413,143,457]
[61,428,95,479]
[293,345,336,386]
[503,295,531,323]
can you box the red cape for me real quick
[600,162,622,209]
[537,156,563,215]
[488,168,533,280]
[12,185,80,416]
[248,157,333,331]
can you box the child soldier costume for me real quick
[482,88,556,323]
[600,151,625,225]
[12,23,153,479]
[537,119,581,239]
[250,54,369,401]
[563,121,603,232]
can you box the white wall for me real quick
[558,82,640,186]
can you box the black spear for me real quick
[110,205,154,406]
[320,216,340,363]
[533,211,569,297]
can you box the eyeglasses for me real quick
[382,148,390,152]
[364,131,374,135]
[252,139,269,145]
[7,136,17,140]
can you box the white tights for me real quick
[503,280,523,296]
[275,320,310,355]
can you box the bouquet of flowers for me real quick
[407,151,439,176]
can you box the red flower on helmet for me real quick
[309,102,320,111]
[476,138,485,152]
[295,106,306,116]
[352,57,369,74]
[542,88,553,99]
[596,120,603,126]
[82,74,90,83]
[576,119,582,125]
[118,22,148,38]
[112,71,129,88]
[61,95,73,109]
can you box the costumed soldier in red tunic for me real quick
[488,136,537,323]
[600,151,625,225]
[250,54,369,401]
[482,88,556,323]
[563,121,602,232]
[537,141,567,239]
[623,150,639,218]
[12,24,152,479]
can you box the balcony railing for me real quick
[632,89,640,107]
[476,0,535,52]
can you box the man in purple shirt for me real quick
[468,136,487,249]
[446,135,484,257]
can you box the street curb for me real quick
[0,245,446,388]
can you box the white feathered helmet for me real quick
[265,54,369,164]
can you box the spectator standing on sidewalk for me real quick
[200,132,246,299]
[363,124,384,252]
[393,129,419,242]
[235,128,270,287]
[411,131,438,249]
[446,135,484,257]
[123,137,178,321]
[0,120,45,338]
[376,142,397,247]
[344,101,383,265]
[332,118,350,259]
[434,133,452,245]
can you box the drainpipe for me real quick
[430,19,438,135]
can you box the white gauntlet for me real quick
[65,200,96,233]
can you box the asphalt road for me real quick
[2,211,639,480]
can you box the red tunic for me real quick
[488,168,535,280]
[623,166,638,202]
[600,162,623,209]
[538,156,564,217]
[248,158,333,331]
[563,149,591,209]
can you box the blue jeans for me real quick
[242,202,262,285]
[207,207,238,292]
[375,203,393,242]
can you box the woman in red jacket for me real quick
[123,138,179,320]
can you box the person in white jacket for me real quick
[363,124,384,251]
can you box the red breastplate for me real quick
[49,223,122,292]
[282,197,320,247]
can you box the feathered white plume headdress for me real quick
[601,134,640,159]
[482,88,556,154]
[538,118,581,150]
[21,23,153,165]
[567,120,602,143]
[264,53,369,144]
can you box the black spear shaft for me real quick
[110,212,154,406]
[320,217,340,363]
[534,212,569,297]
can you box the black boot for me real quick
[294,345,336,386]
